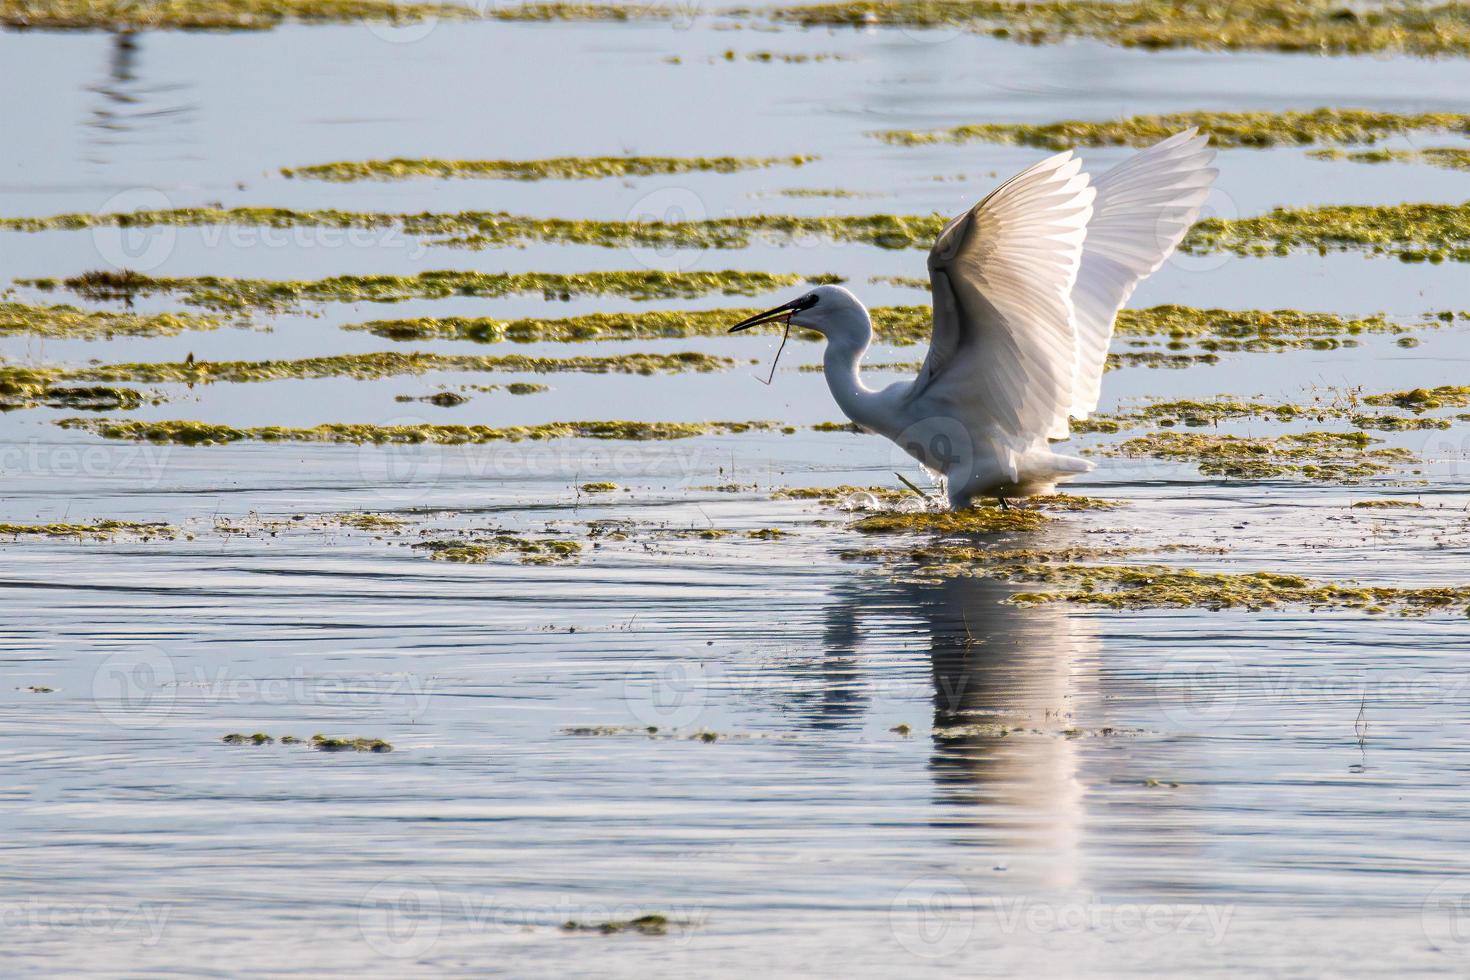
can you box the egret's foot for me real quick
[997,496,1012,510]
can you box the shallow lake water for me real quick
[3,15,1470,977]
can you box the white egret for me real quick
[731,129,1218,510]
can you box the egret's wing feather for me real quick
[1069,129,1218,418]
[915,150,1095,447]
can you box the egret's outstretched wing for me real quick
[912,150,1095,445]
[1069,129,1218,418]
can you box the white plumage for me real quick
[729,130,1219,509]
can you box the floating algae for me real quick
[1069,394,1460,434]
[345,304,1454,358]
[282,154,815,182]
[578,482,619,493]
[773,484,916,505]
[1350,413,1450,431]
[24,269,839,312]
[0,301,222,339]
[310,734,393,752]
[1106,352,1219,370]
[0,378,150,412]
[22,200,1470,262]
[414,535,583,564]
[753,0,1470,58]
[561,914,671,936]
[400,391,471,407]
[334,513,409,530]
[221,730,391,751]
[57,417,790,445]
[873,108,1470,148]
[222,732,275,745]
[345,306,932,345]
[1112,305,1448,351]
[17,0,1470,56]
[1000,564,1470,615]
[772,187,880,199]
[854,508,1051,535]
[776,485,1119,510]
[720,49,848,63]
[0,519,174,539]
[1103,431,1417,481]
[1364,386,1470,410]
[1,206,949,252]
[1352,499,1424,508]
[7,350,737,385]
[1182,202,1470,263]
[1308,147,1470,171]
[0,0,471,30]
[848,539,1470,614]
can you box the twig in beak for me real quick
[756,315,793,386]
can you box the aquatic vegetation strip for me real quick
[346,306,933,343]
[0,0,475,29]
[1111,306,1454,352]
[0,301,222,338]
[1182,202,1470,263]
[223,732,393,751]
[1176,201,1470,262]
[2,350,737,386]
[0,206,951,252]
[874,108,1470,148]
[1002,564,1470,614]
[854,509,1052,534]
[0,380,152,412]
[13,201,1470,261]
[1069,395,1457,434]
[21,270,839,311]
[281,155,816,181]
[10,0,1470,57]
[1365,386,1470,410]
[1100,431,1418,481]
[0,519,174,538]
[880,545,1470,614]
[1308,147,1470,170]
[55,418,796,444]
[346,305,1452,362]
[750,0,1470,57]
[414,536,583,564]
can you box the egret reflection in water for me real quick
[84,33,198,170]
[815,548,1097,885]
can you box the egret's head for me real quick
[728,284,869,344]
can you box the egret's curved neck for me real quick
[821,314,883,430]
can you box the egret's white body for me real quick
[732,130,1218,509]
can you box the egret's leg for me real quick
[997,496,1012,510]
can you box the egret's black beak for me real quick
[728,294,815,333]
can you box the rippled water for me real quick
[3,17,1470,977]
